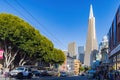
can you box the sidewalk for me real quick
[0,74,15,80]
[0,74,4,78]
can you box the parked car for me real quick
[47,70,58,76]
[86,70,96,79]
[81,72,86,76]
[40,70,49,76]
[32,70,41,77]
[9,66,33,79]
[60,72,67,77]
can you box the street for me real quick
[0,76,88,80]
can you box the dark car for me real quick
[40,70,49,76]
[32,70,41,77]
[60,72,67,77]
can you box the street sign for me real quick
[0,50,4,59]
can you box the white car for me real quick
[9,67,33,79]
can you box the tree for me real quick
[79,66,84,72]
[0,13,66,70]
[84,66,91,72]
[0,13,44,69]
[43,48,66,68]
[52,49,66,65]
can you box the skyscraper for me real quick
[84,5,98,66]
[68,42,76,58]
[78,46,84,64]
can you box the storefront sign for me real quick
[0,50,4,59]
[110,44,120,57]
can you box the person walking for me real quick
[116,71,120,80]
[108,70,114,80]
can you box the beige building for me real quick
[74,59,81,75]
[68,42,76,58]
[84,5,98,67]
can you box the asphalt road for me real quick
[0,76,88,80]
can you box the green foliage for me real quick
[0,13,65,66]
[79,66,85,71]
[43,48,66,65]
[0,13,38,52]
[84,66,91,72]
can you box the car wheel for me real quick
[35,73,40,76]
[16,73,23,79]
[27,73,32,79]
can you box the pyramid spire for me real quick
[89,4,94,19]
[84,4,98,66]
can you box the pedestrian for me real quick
[98,70,103,80]
[108,70,114,80]
[1,68,3,74]
[116,71,120,80]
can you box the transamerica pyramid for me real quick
[84,5,98,67]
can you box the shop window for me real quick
[113,56,116,62]
[117,53,120,61]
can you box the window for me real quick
[114,18,117,46]
[112,23,114,48]
[108,28,112,52]
[117,8,120,43]
[15,67,24,70]
[113,56,116,62]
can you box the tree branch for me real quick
[7,50,19,68]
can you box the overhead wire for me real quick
[3,0,46,34]
[3,0,66,49]
[15,0,66,49]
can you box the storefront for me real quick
[109,50,120,70]
[108,5,120,70]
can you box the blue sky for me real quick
[0,0,120,50]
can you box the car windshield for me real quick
[32,71,39,73]
[61,72,66,74]
[87,70,96,73]
[15,67,24,70]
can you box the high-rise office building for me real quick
[68,42,76,58]
[78,46,84,64]
[84,5,98,66]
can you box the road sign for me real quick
[0,50,4,59]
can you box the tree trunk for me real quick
[18,53,28,66]
[3,40,19,69]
